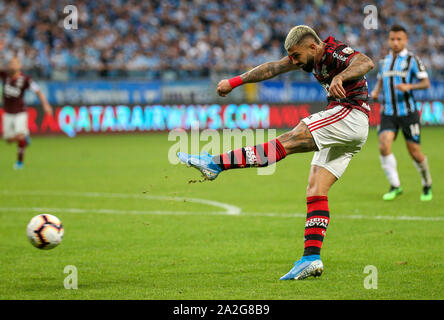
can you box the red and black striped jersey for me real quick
[0,71,39,114]
[313,36,370,116]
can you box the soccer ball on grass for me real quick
[26,214,64,249]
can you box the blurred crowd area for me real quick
[0,0,443,81]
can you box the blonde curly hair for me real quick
[284,25,322,51]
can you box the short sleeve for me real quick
[331,44,360,70]
[411,56,428,79]
[29,80,40,92]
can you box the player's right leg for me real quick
[280,106,368,280]
[177,121,317,180]
[378,115,402,200]
[3,112,30,170]
[3,112,15,144]
[14,133,27,170]
[280,165,336,280]
[14,112,30,169]
[400,113,432,201]
[405,139,432,201]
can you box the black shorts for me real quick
[378,112,421,144]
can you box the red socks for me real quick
[18,138,27,163]
[214,138,287,170]
[303,196,330,256]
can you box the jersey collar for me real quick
[390,48,408,57]
[8,71,23,80]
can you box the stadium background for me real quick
[0,0,443,136]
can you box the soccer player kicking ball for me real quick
[0,55,53,169]
[177,25,374,280]
[371,25,432,201]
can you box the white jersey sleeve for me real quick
[29,80,40,93]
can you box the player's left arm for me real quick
[396,56,430,92]
[396,78,430,92]
[36,90,53,115]
[217,56,300,97]
[329,53,375,99]
[27,78,52,115]
[31,83,52,116]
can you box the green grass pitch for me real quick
[0,127,443,300]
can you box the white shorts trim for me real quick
[2,112,29,140]
[302,106,369,178]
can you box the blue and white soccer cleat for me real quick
[280,255,324,280]
[14,161,24,170]
[177,152,222,180]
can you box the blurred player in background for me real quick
[371,25,432,201]
[178,25,374,280]
[0,41,53,169]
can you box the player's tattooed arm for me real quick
[335,53,375,82]
[240,56,300,83]
[329,53,374,99]
[217,56,299,96]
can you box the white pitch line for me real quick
[0,207,443,222]
[0,207,228,216]
[0,190,241,215]
[1,190,442,221]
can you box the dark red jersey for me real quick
[313,36,370,116]
[0,71,39,114]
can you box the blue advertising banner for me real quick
[24,81,162,106]
[258,80,444,103]
[257,81,287,102]
[6,79,444,106]
[289,82,327,102]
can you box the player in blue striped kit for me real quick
[371,25,432,201]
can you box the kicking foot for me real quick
[420,185,432,201]
[14,161,24,170]
[382,186,403,201]
[280,255,324,280]
[177,152,222,180]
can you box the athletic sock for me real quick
[413,156,432,187]
[303,196,330,257]
[379,154,401,188]
[213,138,287,170]
[17,138,28,163]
